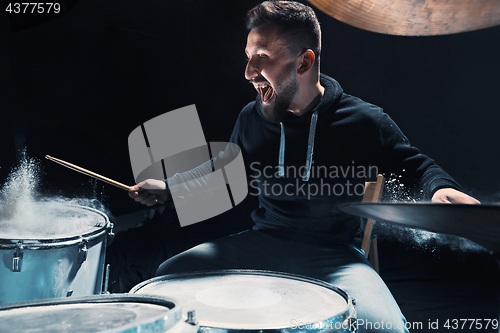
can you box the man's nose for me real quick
[245,58,259,81]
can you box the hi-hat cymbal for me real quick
[339,202,500,251]
[308,0,500,35]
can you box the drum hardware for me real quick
[347,317,357,332]
[102,263,111,294]
[108,222,115,239]
[78,240,88,264]
[12,242,23,272]
[337,308,357,332]
[186,310,198,325]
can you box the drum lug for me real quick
[107,223,115,240]
[102,264,110,294]
[185,310,198,325]
[12,245,23,273]
[78,243,88,264]
[344,298,357,332]
[348,317,357,332]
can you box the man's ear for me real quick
[297,49,315,74]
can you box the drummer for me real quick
[129,1,479,332]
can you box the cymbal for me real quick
[339,202,500,251]
[307,0,500,36]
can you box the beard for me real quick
[259,70,298,123]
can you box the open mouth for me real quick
[255,83,274,105]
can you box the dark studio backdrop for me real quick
[1,0,499,325]
[1,0,500,216]
[2,0,500,211]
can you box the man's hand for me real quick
[129,179,169,207]
[431,188,480,204]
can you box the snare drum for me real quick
[130,270,357,333]
[0,294,198,333]
[0,203,113,304]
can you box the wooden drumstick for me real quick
[45,155,165,204]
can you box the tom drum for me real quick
[0,202,113,304]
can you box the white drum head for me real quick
[0,202,108,240]
[131,270,354,331]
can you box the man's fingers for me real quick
[128,179,167,206]
[140,193,158,207]
[431,188,480,204]
[132,190,149,202]
[449,196,481,204]
[130,190,160,206]
[145,195,158,207]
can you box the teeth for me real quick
[254,83,268,88]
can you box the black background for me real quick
[1,0,499,216]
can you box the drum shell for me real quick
[0,204,112,304]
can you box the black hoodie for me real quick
[227,74,461,243]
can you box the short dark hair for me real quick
[245,1,321,67]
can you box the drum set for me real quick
[1,198,499,332]
[0,269,357,333]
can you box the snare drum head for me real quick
[0,202,108,240]
[131,270,351,330]
[0,295,181,333]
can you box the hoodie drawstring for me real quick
[278,110,319,181]
[303,110,319,181]
[278,122,285,177]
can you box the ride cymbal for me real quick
[308,0,500,35]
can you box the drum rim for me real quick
[0,294,183,333]
[0,203,111,249]
[131,269,350,300]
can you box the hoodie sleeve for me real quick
[376,111,462,200]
